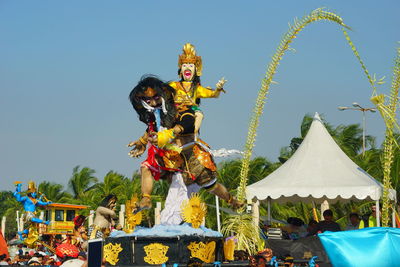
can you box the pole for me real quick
[252,200,260,229]
[155,202,161,225]
[362,110,366,156]
[215,196,221,232]
[119,204,126,228]
[392,204,396,228]
[88,210,95,226]
[19,214,24,233]
[1,216,6,237]
[16,211,20,232]
[267,197,271,223]
[376,200,381,227]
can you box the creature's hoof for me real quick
[132,199,151,215]
[139,197,152,209]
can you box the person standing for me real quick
[359,205,378,228]
[308,209,341,235]
[345,213,360,230]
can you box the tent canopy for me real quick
[247,113,396,204]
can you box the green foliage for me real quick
[68,166,98,199]
[0,191,20,239]
[222,213,261,255]
[38,181,72,203]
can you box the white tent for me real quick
[247,113,396,226]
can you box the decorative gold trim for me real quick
[181,193,207,228]
[187,241,216,263]
[143,243,169,265]
[103,243,123,265]
[124,195,142,233]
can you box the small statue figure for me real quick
[13,181,52,241]
[169,43,226,134]
[88,194,118,239]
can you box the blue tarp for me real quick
[319,227,400,267]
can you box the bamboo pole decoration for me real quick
[343,31,400,227]
[223,8,350,255]
[236,8,349,203]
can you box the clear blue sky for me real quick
[1,0,399,191]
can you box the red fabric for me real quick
[395,212,400,228]
[143,144,165,181]
[142,122,195,181]
[0,231,8,258]
[56,243,79,258]
[73,215,86,228]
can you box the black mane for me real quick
[129,75,176,129]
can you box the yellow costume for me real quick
[169,81,222,109]
[171,43,225,132]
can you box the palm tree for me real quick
[279,114,375,163]
[38,181,73,203]
[115,172,142,205]
[68,166,98,200]
[66,166,99,210]
[0,191,22,239]
[95,171,127,198]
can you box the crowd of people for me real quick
[262,205,379,241]
[1,244,87,266]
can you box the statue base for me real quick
[104,235,224,266]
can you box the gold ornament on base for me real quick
[24,225,39,248]
[103,243,123,265]
[124,195,142,233]
[143,243,169,265]
[187,241,216,263]
[181,193,207,228]
[223,238,236,261]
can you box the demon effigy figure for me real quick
[169,43,226,134]
[127,76,242,216]
[13,181,52,241]
[88,194,117,239]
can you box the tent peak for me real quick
[313,112,321,121]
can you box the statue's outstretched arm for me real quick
[128,132,148,158]
[37,199,52,206]
[13,183,26,202]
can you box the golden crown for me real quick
[27,181,37,193]
[178,43,202,76]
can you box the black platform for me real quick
[104,235,224,266]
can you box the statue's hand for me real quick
[216,77,227,92]
[15,182,22,192]
[127,140,146,158]
[147,131,158,146]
